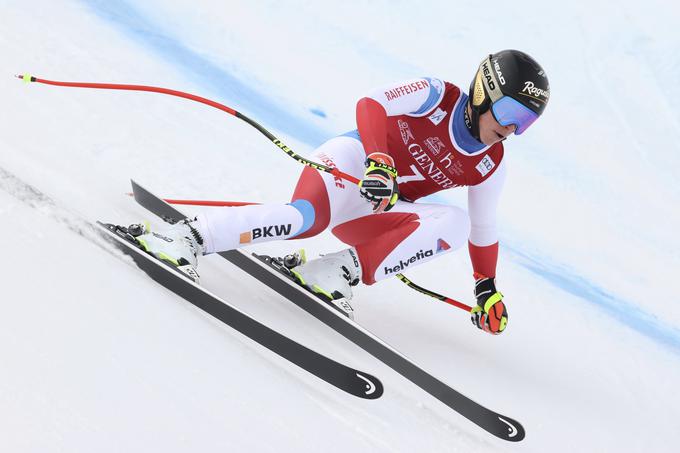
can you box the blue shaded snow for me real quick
[505,244,680,354]
[81,0,332,148]
[310,108,327,118]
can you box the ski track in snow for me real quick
[0,165,162,293]
[78,0,680,357]
[0,165,115,256]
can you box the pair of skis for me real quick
[97,180,525,442]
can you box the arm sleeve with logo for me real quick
[356,77,445,155]
[467,159,507,278]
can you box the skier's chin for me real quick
[480,130,505,146]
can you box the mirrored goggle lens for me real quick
[491,96,539,135]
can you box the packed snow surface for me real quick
[1,1,679,451]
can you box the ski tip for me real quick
[355,371,384,400]
[495,415,525,442]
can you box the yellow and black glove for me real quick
[358,152,399,213]
[470,274,508,334]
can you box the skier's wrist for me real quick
[359,153,399,213]
[365,152,397,177]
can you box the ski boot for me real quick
[126,219,205,283]
[264,249,362,319]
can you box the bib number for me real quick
[396,165,425,185]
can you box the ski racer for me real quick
[133,49,550,335]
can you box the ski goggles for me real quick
[490,96,539,135]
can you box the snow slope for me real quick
[1,1,679,451]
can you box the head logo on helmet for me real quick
[493,59,506,85]
[480,60,496,92]
[468,49,550,139]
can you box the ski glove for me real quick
[359,152,399,214]
[470,274,508,335]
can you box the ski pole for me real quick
[162,198,259,207]
[18,73,471,314]
[125,193,260,207]
[16,74,360,185]
[396,274,472,311]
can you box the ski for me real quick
[130,179,525,442]
[96,221,383,400]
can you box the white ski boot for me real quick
[287,248,362,319]
[130,219,205,282]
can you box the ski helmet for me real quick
[468,49,549,139]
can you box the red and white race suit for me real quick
[195,77,505,284]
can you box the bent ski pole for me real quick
[16,74,360,185]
